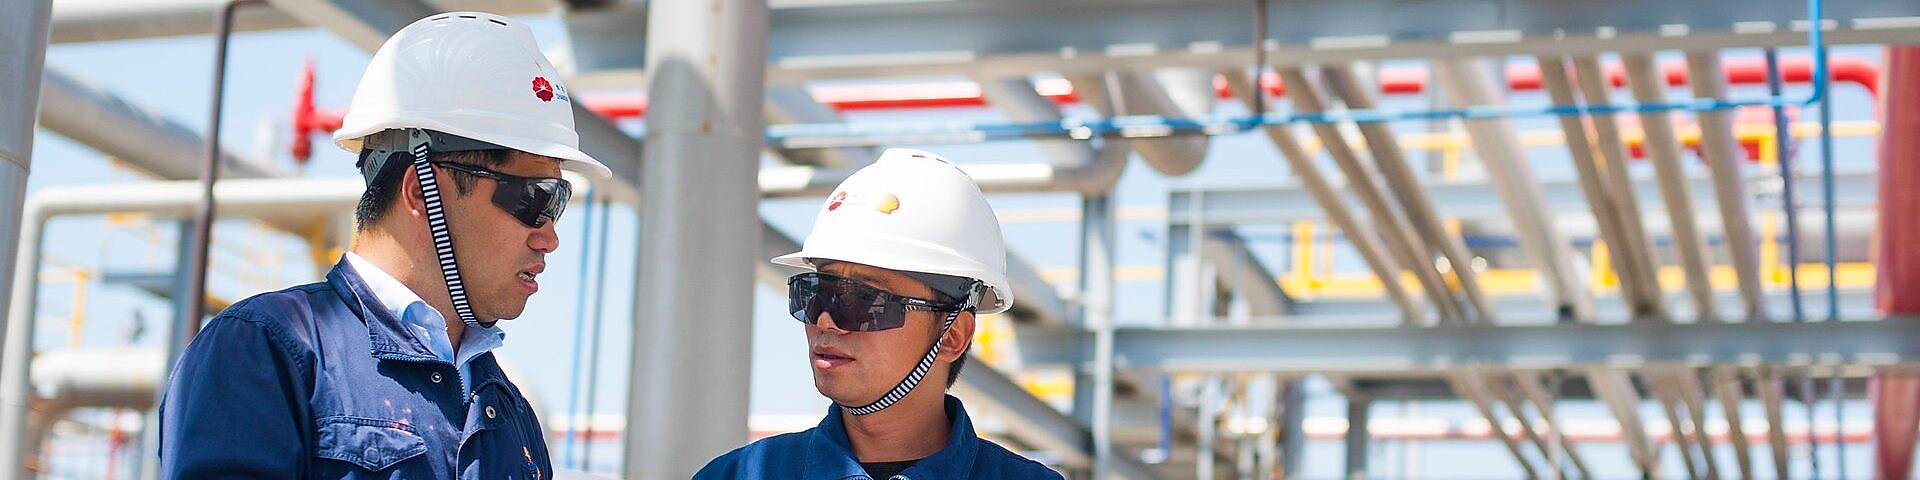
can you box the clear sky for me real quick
[29,12,1890,478]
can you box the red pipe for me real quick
[290,55,1877,160]
[1874,45,1920,480]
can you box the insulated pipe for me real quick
[1749,367,1793,480]
[1624,53,1719,323]
[1536,55,1666,321]
[1278,67,1463,325]
[1069,71,1209,177]
[1220,69,1422,324]
[1572,55,1670,323]
[0,178,362,477]
[39,67,285,181]
[1686,52,1768,323]
[1484,375,1557,475]
[1429,57,1591,322]
[1320,65,1493,324]
[1671,368,1724,480]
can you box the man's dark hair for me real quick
[947,345,970,388]
[353,149,513,231]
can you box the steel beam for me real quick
[1220,69,1421,324]
[1431,57,1590,322]
[1199,229,1292,317]
[1624,53,1719,323]
[1166,168,1877,231]
[1278,67,1463,325]
[1017,318,1920,375]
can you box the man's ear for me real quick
[399,161,427,220]
[936,311,976,363]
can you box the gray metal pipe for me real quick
[1429,58,1592,322]
[1536,55,1668,321]
[1070,71,1210,177]
[1321,65,1494,324]
[1570,55,1670,323]
[1278,67,1463,325]
[0,2,54,477]
[1685,52,1768,323]
[1220,69,1421,323]
[1622,53,1718,323]
[625,1,767,478]
[38,67,284,181]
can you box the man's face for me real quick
[806,262,954,406]
[440,152,563,322]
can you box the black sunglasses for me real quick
[433,161,572,229]
[788,272,963,332]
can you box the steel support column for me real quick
[1344,394,1371,480]
[625,1,767,478]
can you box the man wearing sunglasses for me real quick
[696,149,1063,479]
[159,12,607,478]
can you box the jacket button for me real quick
[430,372,443,383]
[485,405,497,419]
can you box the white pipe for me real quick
[1430,58,1591,322]
[40,66,284,180]
[0,3,55,477]
[1320,65,1496,324]
[1623,53,1718,323]
[1685,51,1768,323]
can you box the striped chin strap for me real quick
[840,311,958,416]
[403,130,489,328]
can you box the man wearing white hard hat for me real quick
[159,12,606,478]
[695,149,1063,479]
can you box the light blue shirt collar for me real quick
[343,252,506,393]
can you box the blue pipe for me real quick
[577,196,615,472]
[561,188,598,468]
[1765,49,1808,323]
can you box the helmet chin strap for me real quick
[840,311,958,416]
[406,129,492,329]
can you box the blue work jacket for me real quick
[158,259,551,479]
[695,395,1063,479]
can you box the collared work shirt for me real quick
[159,258,551,479]
[695,395,1063,480]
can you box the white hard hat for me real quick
[773,149,1014,314]
[332,11,611,179]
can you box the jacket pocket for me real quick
[314,415,428,471]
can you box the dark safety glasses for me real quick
[788,272,963,332]
[433,161,572,228]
